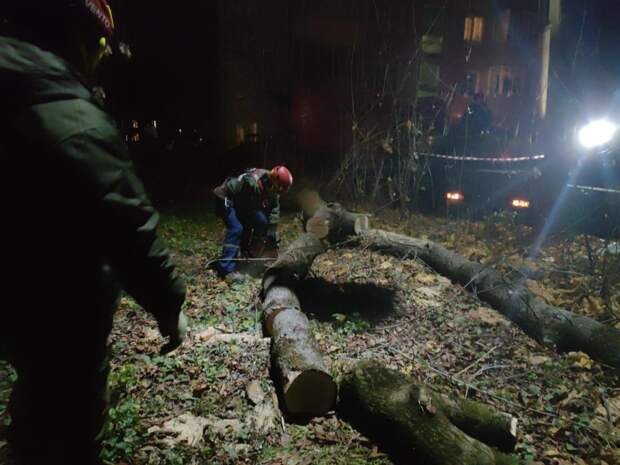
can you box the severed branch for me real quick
[302,200,620,369]
[339,360,519,465]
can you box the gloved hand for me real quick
[158,310,188,355]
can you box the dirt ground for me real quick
[1,206,619,465]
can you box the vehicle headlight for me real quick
[578,120,617,149]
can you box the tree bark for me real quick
[261,234,337,416]
[303,202,620,369]
[304,202,369,242]
[362,229,620,369]
[339,360,519,465]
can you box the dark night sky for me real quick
[102,1,219,126]
[99,1,620,126]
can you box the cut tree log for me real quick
[261,234,337,416]
[305,202,369,242]
[303,202,620,369]
[361,229,620,369]
[299,189,369,241]
[262,233,325,303]
[339,360,519,465]
[302,203,620,368]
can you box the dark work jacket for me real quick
[0,36,185,356]
[214,168,280,225]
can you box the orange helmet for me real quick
[269,165,293,193]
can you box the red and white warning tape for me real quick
[567,184,620,194]
[416,152,545,162]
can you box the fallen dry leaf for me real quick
[468,307,505,326]
[415,272,437,285]
[250,403,278,434]
[195,327,269,346]
[559,389,582,408]
[246,380,265,405]
[148,413,209,447]
[207,418,242,437]
[581,295,605,316]
[525,279,556,305]
[143,327,161,343]
[528,355,551,365]
[567,351,594,370]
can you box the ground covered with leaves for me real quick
[1,206,619,465]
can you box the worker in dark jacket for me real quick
[213,166,293,283]
[0,2,187,464]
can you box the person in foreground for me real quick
[0,2,187,464]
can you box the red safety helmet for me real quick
[269,165,293,193]
[79,0,115,38]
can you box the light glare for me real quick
[446,192,464,202]
[511,199,530,209]
[578,120,616,149]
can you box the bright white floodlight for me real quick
[578,119,617,149]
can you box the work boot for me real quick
[224,271,247,284]
[206,259,220,272]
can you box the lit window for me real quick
[236,125,245,145]
[249,122,259,143]
[464,17,472,41]
[464,16,484,42]
[472,17,484,41]
[488,66,518,96]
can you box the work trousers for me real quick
[215,198,268,275]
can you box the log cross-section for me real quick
[305,202,369,242]
[261,234,337,416]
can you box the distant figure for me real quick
[466,92,492,135]
[212,166,293,283]
[0,2,187,464]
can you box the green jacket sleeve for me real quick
[65,130,185,320]
[22,99,185,321]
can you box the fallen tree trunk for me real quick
[339,360,519,465]
[361,229,620,369]
[261,234,337,416]
[304,202,620,369]
[305,202,369,242]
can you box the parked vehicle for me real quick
[557,119,620,237]
[426,153,544,222]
